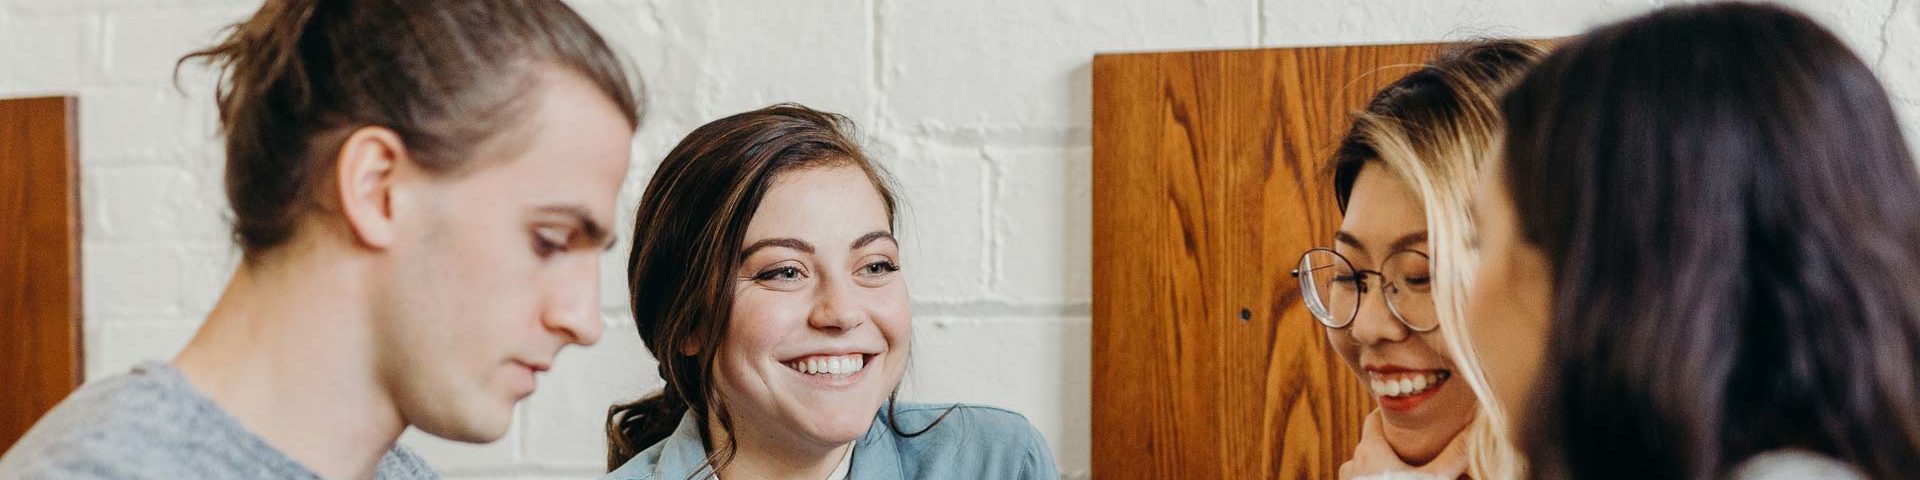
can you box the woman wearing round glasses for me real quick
[1292,40,1542,480]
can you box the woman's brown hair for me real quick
[178,0,642,258]
[607,104,944,474]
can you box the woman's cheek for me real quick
[1418,332,1455,368]
[872,283,912,337]
[1328,329,1363,375]
[728,288,807,352]
[1466,250,1550,428]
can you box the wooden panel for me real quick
[0,96,82,452]
[1092,44,1442,479]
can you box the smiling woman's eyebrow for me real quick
[1335,231,1365,251]
[740,237,815,260]
[1334,230,1429,253]
[850,230,895,250]
[1389,231,1429,253]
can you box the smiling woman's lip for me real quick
[1363,363,1441,374]
[783,355,873,389]
[1377,380,1444,411]
[780,350,880,362]
[1373,370,1451,412]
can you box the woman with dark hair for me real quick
[1467,2,1920,478]
[602,104,1057,479]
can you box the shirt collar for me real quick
[849,407,906,478]
[614,409,904,479]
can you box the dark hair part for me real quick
[606,104,947,474]
[1330,39,1547,213]
[1499,3,1920,478]
[179,0,642,258]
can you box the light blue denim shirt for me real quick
[604,402,1058,480]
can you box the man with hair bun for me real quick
[0,0,643,478]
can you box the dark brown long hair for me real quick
[1499,3,1920,478]
[607,104,944,474]
[178,0,642,259]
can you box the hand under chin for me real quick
[1341,411,1472,480]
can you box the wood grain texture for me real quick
[0,96,82,452]
[1092,44,1443,479]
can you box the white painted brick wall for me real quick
[5,1,1918,478]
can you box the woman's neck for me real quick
[706,414,853,480]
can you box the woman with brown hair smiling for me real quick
[602,104,1057,480]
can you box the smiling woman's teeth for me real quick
[1370,370,1450,398]
[787,354,865,377]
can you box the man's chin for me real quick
[413,404,514,444]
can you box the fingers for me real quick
[1361,409,1383,438]
[1350,410,1391,459]
[1345,409,1414,478]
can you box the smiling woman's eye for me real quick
[858,260,902,277]
[755,265,804,282]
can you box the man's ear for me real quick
[335,126,409,250]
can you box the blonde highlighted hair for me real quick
[1329,39,1547,480]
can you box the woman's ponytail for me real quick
[606,388,689,470]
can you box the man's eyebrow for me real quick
[740,237,815,260]
[534,205,614,250]
[850,230,895,250]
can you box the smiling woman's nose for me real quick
[1349,291,1408,345]
[809,281,867,332]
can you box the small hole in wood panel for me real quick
[1239,308,1251,321]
